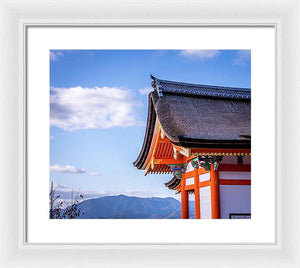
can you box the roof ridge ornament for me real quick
[150,74,157,80]
[150,74,163,97]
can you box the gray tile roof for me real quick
[152,91,251,144]
[151,74,251,100]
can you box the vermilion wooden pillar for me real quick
[193,169,200,219]
[210,163,220,219]
[181,172,189,219]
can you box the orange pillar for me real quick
[194,169,200,219]
[210,163,220,219]
[181,172,189,219]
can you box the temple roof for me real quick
[133,76,251,169]
[151,74,251,100]
[164,176,181,190]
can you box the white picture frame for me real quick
[0,0,299,267]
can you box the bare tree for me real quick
[49,181,83,219]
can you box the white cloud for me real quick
[50,164,86,174]
[50,164,102,176]
[50,86,143,131]
[50,51,64,61]
[180,50,220,60]
[233,50,251,66]
[139,87,153,95]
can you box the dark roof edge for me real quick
[164,176,181,190]
[133,92,156,168]
[150,74,251,100]
[170,137,251,149]
[160,91,251,102]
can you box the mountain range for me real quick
[75,194,195,219]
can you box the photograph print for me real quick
[49,50,251,219]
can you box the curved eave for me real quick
[164,176,181,190]
[146,164,172,175]
[133,92,156,169]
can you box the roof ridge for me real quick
[151,75,250,91]
[150,75,251,100]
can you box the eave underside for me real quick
[143,126,250,175]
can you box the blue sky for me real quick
[50,50,251,203]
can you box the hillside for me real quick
[76,195,195,219]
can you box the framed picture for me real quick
[1,0,299,267]
[27,27,271,245]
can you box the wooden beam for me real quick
[194,169,200,219]
[157,138,172,144]
[219,164,251,172]
[198,168,209,176]
[153,158,185,165]
[181,172,189,219]
[185,184,195,191]
[183,155,198,162]
[210,164,220,219]
[219,179,251,185]
[185,180,211,190]
[199,180,210,188]
[184,168,208,179]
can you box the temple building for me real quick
[133,75,251,219]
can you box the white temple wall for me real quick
[200,186,212,219]
[184,156,251,219]
[185,161,194,172]
[219,171,251,180]
[221,155,251,165]
[185,177,194,186]
[243,156,251,164]
[185,170,210,185]
[220,185,251,219]
[199,172,210,182]
[220,156,238,164]
[185,166,194,186]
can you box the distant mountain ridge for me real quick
[76,194,195,219]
